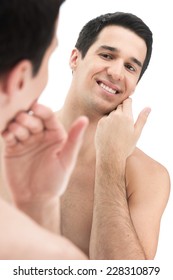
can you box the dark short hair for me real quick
[75,12,153,80]
[0,0,65,76]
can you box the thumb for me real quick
[134,107,151,140]
[59,116,89,172]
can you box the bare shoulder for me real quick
[126,148,170,259]
[128,147,170,176]
[126,147,170,203]
[0,137,11,202]
[58,237,88,260]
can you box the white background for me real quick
[40,0,173,261]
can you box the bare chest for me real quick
[60,150,142,256]
[60,162,95,256]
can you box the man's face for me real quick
[0,31,57,132]
[70,25,147,116]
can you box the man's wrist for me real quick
[96,153,126,177]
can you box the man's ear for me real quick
[69,48,81,70]
[3,60,32,97]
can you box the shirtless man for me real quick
[0,0,88,259]
[57,12,170,259]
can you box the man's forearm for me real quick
[90,158,146,260]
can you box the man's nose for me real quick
[107,59,124,81]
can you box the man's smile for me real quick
[97,80,121,95]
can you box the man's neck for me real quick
[56,87,109,156]
[57,105,98,159]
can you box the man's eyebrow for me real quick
[98,45,143,68]
[98,45,118,52]
[130,57,142,68]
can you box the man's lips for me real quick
[97,81,121,95]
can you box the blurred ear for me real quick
[2,60,32,97]
[69,48,81,70]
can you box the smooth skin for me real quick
[0,198,87,260]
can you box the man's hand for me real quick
[1,103,88,232]
[95,98,151,165]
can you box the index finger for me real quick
[122,98,133,119]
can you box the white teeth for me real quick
[100,82,117,94]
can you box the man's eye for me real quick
[99,53,113,60]
[126,64,135,72]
